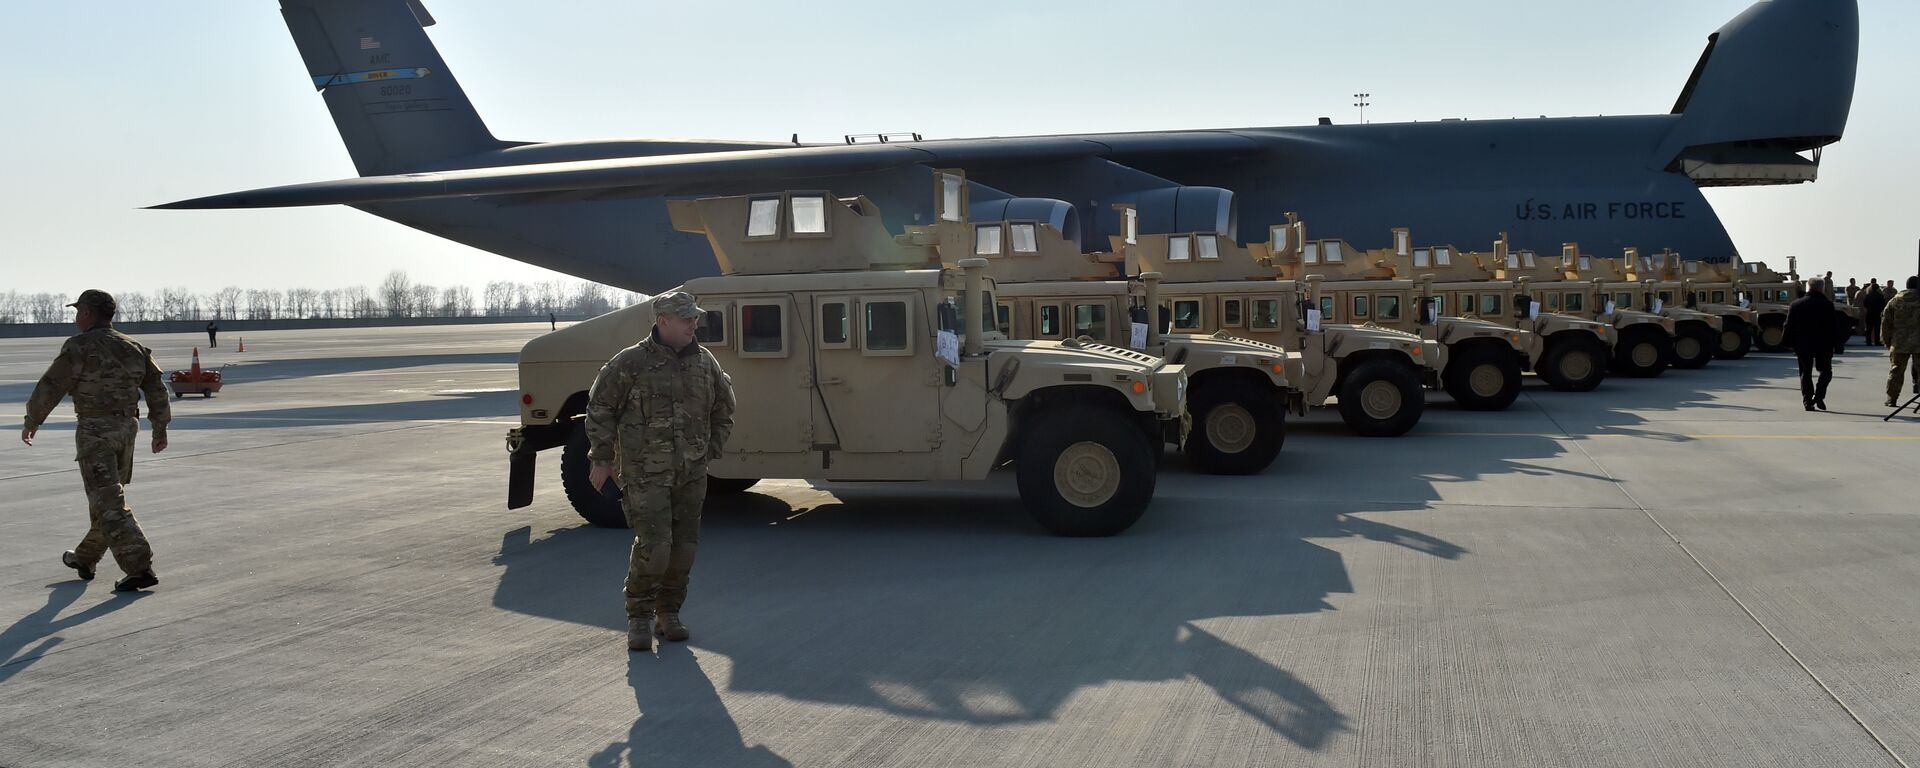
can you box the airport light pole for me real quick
[1353,93,1371,124]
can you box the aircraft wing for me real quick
[150,132,1262,210]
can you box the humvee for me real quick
[1093,220,1445,437]
[1638,250,1764,360]
[507,191,1192,537]
[1730,257,1803,351]
[922,184,1292,474]
[1271,224,1601,404]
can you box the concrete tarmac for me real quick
[1,324,1916,767]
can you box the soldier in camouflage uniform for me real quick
[1882,276,1920,407]
[19,290,171,592]
[584,292,736,652]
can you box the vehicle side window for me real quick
[996,303,1012,333]
[863,300,910,353]
[1222,298,1244,327]
[696,307,728,346]
[1038,304,1064,338]
[1318,296,1335,321]
[1173,299,1203,330]
[1251,299,1280,329]
[1616,293,1633,309]
[746,199,781,238]
[820,300,851,348]
[789,194,828,235]
[1545,293,1561,310]
[1351,294,1370,319]
[1711,290,1726,303]
[1074,303,1108,340]
[1564,292,1584,312]
[1659,290,1674,304]
[740,303,786,356]
[1377,295,1401,321]
[1480,294,1502,317]
[1432,295,1445,317]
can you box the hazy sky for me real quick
[3,0,1914,300]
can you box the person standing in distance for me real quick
[206,317,219,349]
[1785,279,1841,412]
[1882,277,1920,407]
[584,292,735,652]
[1862,279,1888,347]
[20,290,171,591]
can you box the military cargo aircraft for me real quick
[157,0,1858,294]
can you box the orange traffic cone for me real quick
[237,337,245,353]
[190,347,202,378]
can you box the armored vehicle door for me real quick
[703,296,814,454]
[809,291,940,454]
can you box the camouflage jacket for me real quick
[585,329,735,475]
[1883,290,1920,353]
[24,324,171,432]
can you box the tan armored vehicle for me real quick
[923,188,1291,473]
[1080,217,1444,437]
[1590,248,1722,370]
[1274,224,1597,404]
[506,191,1192,537]
[1638,250,1763,359]
[1731,257,1802,351]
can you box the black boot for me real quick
[113,572,158,592]
[62,551,94,581]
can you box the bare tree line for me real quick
[0,271,645,325]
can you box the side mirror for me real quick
[1417,296,1437,325]
[1514,294,1533,320]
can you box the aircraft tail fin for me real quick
[280,0,509,175]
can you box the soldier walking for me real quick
[1785,279,1841,412]
[584,292,735,652]
[1883,277,1920,407]
[19,290,170,592]
[1862,279,1888,346]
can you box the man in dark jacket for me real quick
[1862,279,1889,346]
[1785,280,1841,411]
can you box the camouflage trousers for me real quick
[71,417,155,577]
[1891,352,1918,401]
[621,465,707,619]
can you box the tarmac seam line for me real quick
[1527,391,1914,768]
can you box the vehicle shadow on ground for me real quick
[169,391,516,429]
[494,491,1466,760]
[0,582,145,684]
[206,351,519,381]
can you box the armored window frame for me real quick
[738,300,789,358]
[861,296,915,356]
[1251,297,1282,330]
[695,303,731,348]
[1009,223,1039,254]
[939,173,965,223]
[1168,235,1193,262]
[818,297,854,350]
[1435,247,1452,266]
[1196,236,1220,261]
[1351,293,1370,319]
[1376,293,1402,321]
[1479,293,1503,317]
[1563,292,1583,312]
[1711,290,1726,303]
[1037,303,1067,340]
[1413,248,1431,268]
[745,198,783,239]
[1431,294,1446,317]
[1616,292,1634,310]
[1220,297,1245,328]
[787,192,831,238]
[974,223,1005,257]
[1269,225,1289,254]
[995,302,1013,335]
[1545,292,1562,311]
[1658,290,1675,305]
[1301,241,1320,265]
[1073,301,1111,342]
[1522,252,1537,269]
[1171,297,1204,331]
[1318,296,1335,321]
[1322,241,1344,264]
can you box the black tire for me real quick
[1537,336,1608,392]
[1610,327,1672,378]
[561,420,628,529]
[1015,405,1158,537]
[1670,322,1715,369]
[1337,358,1425,437]
[1756,319,1788,352]
[1713,320,1753,360]
[1441,344,1523,411]
[707,476,759,495]
[1183,378,1285,475]
[202,391,213,398]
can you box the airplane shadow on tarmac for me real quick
[493,487,1468,764]
[0,582,145,685]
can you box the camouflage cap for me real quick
[67,289,116,314]
[653,291,707,319]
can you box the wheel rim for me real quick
[1630,341,1660,368]
[1468,363,1506,398]
[1203,403,1257,455]
[1053,441,1122,509]
[1762,326,1785,347]
[1719,330,1742,353]
[1360,380,1403,420]
[1675,336,1702,360]
[1559,349,1595,381]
